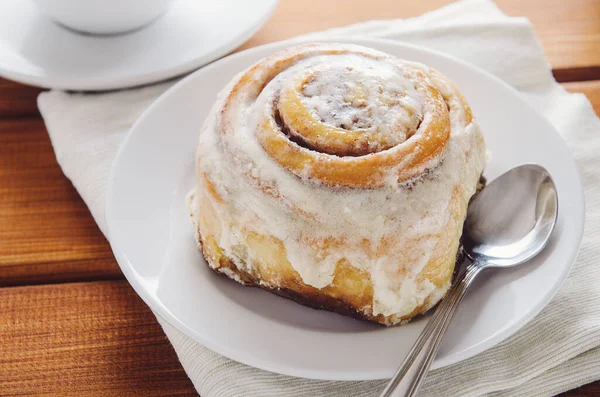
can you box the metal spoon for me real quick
[379,164,558,397]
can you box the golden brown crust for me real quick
[196,228,441,326]
[194,176,485,326]
[199,230,453,325]
[211,249,382,324]
[193,177,463,326]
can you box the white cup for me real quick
[31,0,176,35]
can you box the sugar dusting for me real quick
[191,44,486,318]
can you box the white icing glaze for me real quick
[297,62,423,152]
[192,44,486,318]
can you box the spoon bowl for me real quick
[463,164,558,268]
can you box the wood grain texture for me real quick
[0,78,43,119]
[561,385,600,397]
[242,0,600,82]
[0,281,196,397]
[0,280,598,397]
[554,66,600,85]
[1,0,600,395]
[0,118,120,286]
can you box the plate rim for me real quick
[106,37,586,380]
[0,0,278,91]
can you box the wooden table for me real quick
[1,1,599,395]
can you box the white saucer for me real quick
[0,0,278,90]
[106,38,585,380]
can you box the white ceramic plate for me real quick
[0,0,277,90]
[106,38,585,380]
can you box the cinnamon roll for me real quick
[189,43,486,326]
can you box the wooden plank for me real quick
[554,66,600,85]
[0,281,196,396]
[0,119,120,286]
[563,385,600,397]
[0,279,598,396]
[0,78,43,119]
[242,0,600,82]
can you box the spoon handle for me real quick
[379,261,483,397]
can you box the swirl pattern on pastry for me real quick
[190,43,486,326]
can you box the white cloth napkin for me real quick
[37,0,600,395]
